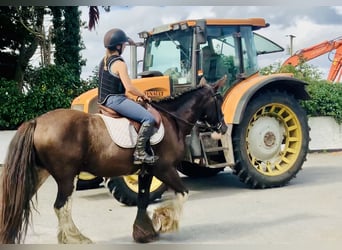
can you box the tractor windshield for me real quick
[143,29,193,87]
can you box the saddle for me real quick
[98,102,162,132]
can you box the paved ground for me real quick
[0,151,340,246]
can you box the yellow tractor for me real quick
[72,18,310,205]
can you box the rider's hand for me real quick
[137,95,151,103]
[136,96,143,102]
[142,95,152,103]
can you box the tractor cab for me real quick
[138,18,284,95]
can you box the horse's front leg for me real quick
[132,171,159,243]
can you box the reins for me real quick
[149,90,223,130]
[150,102,196,126]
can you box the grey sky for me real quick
[78,6,342,80]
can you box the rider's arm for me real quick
[110,60,151,102]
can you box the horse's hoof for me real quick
[80,236,93,244]
[133,224,159,243]
[57,231,93,244]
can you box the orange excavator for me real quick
[282,36,342,83]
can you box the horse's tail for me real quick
[0,119,39,243]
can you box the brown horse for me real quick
[0,79,227,244]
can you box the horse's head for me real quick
[198,76,228,135]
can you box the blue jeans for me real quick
[104,95,156,125]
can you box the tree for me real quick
[259,60,323,83]
[88,6,100,30]
[0,6,45,87]
[0,6,85,86]
[0,6,90,129]
[87,6,111,30]
[51,6,85,79]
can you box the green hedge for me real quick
[0,65,97,130]
[301,80,342,124]
[0,79,27,129]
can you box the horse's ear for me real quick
[211,75,227,91]
[199,76,208,86]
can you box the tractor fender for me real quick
[222,73,310,124]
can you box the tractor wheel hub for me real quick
[247,116,284,161]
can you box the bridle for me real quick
[199,92,225,133]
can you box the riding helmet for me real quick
[103,28,134,50]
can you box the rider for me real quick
[98,28,158,165]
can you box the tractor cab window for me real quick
[200,26,240,93]
[143,29,193,87]
[254,32,284,55]
[201,26,274,94]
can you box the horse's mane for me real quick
[153,85,205,104]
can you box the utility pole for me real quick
[286,34,296,55]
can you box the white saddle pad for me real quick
[97,114,164,148]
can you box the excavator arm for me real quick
[327,46,342,82]
[282,37,342,82]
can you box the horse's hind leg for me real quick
[152,167,189,233]
[36,168,50,190]
[54,179,92,244]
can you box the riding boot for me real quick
[133,122,159,165]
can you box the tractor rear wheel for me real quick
[232,90,309,188]
[106,175,167,206]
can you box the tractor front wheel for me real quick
[232,90,309,188]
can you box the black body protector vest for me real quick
[98,55,126,104]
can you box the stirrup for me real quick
[133,153,159,165]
